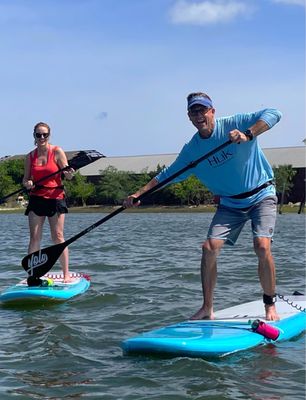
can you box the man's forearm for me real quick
[134,177,159,198]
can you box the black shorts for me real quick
[25,196,68,217]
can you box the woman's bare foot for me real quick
[190,306,215,320]
[63,273,72,283]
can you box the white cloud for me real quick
[169,0,251,25]
[271,0,305,6]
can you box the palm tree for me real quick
[273,165,297,214]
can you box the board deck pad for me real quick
[122,295,306,359]
[0,272,91,304]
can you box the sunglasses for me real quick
[35,132,49,139]
[189,107,211,117]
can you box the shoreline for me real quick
[0,204,304,214]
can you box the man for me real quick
[124,92,282,321]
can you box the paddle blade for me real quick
[68,150,104,170]
[21,242,67,278]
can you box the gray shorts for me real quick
[207,196,277,246]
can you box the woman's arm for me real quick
[23,153,34,189]
[54,147,75,180]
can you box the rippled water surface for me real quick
[0,211,305,399]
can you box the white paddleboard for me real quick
[122,295,306,358]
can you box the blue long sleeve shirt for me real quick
[155,108,282,208]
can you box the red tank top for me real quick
[30,145,65,199]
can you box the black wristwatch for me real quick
[244,129,254,141]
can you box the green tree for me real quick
[273,164,297,214]
[97,166,133,205]
[65,172,95,206]
[170,176,213,205]
[0,164,16,199]
[0,159,24,204]
[96,166,154,205]
[5,159,25,184]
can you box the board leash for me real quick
[276,293,306,313]
[46,272,91,281]
[27,272,91,287]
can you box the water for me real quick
[0,211,305,400]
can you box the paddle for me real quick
[0,150,104,204]
[22,140,232,278]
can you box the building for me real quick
[79,146,306,204]
[1,146,305,204]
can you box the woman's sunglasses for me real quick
[35,132,49,139]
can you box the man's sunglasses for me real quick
[189,107,211,117]
[35,132,49,139]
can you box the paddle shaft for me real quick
[22,140,232,276]
[64,140,232,246]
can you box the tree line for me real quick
[0,158,299,209]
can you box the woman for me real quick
[23,122,74,282]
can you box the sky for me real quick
[0,0,305,158]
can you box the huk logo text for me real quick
[207,149,233,167]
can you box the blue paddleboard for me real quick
[122,295,306,358]
[0,272,91,304]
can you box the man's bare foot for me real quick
[265,304,279,321]
[190,306,215,320]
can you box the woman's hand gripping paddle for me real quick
[22,140,231,278]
